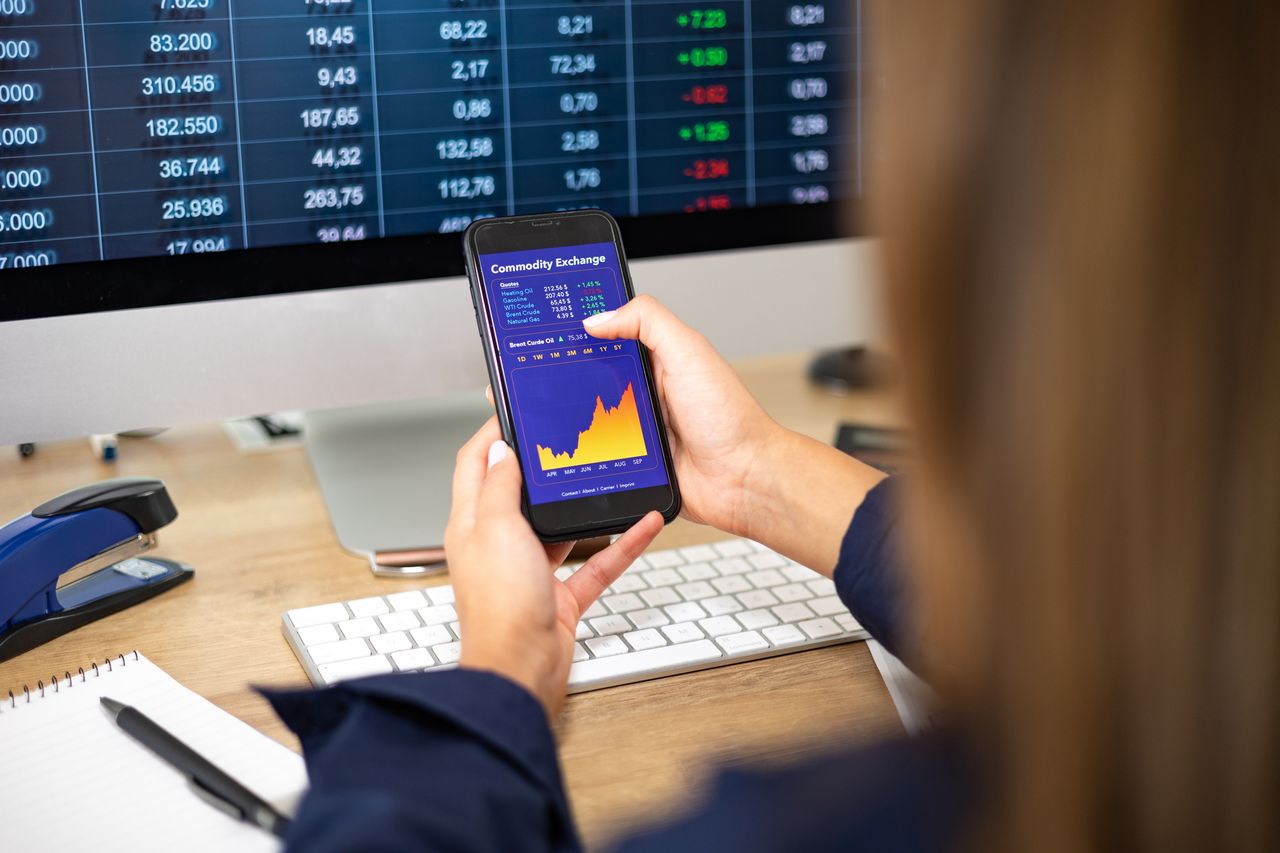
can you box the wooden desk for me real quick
[0,352,904,848]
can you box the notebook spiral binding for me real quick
[2,650,139,710]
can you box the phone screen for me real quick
[475,239,672,508]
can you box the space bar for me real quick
[569,640,723,687]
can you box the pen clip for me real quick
[187,773,292,839]
[187,774,247,822]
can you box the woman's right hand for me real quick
[584,295,885,575]
[582,295,780,537]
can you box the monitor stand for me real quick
[303,391,492,577]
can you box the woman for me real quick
[265,1,1278,850]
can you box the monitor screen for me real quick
[0,0,859,320]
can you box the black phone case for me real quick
[462,210,681,542]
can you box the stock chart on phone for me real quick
[479,240,670,505]
[0,0,857,270]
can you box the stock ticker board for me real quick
[0,0,858,269]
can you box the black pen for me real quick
[100,696,292,839]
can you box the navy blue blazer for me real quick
[264,479,963,851]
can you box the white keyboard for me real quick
[282,538,867,691]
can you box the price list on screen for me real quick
[0,0,859,269]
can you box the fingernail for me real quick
[487,440,509,469]
[583,310,615,328]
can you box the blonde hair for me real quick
[871,1,1279,850]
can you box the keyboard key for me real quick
[713,557,752,575]
[799,617,842,640]
[348,596,389,618]
[589,614,632,636]
[386,590,428,611]
[569,639,722,686]
[586,635,628,658]
[432,642,462,664]
[772,602,816,623]
[678,544,718,563]
[319,655,392,685]
[339,617,381,639]
[702,595,743,616]
[641,587,681,607]
[807,578,838,596]
[644,550,683,568]
[448,621,461,638]
[737,589,780,609]
[713,540,753,557]
[289,602,349,628]
[677,562,717,582]
[676,581,715,600]
[711,575,752,595]
[664,601,707,623]
[575,621,593,640]
[296,623,340,646]
[747,551,788,570]
[603,593,644,614]
[662,622,705,644]
[835,614,864,633]
[642,568,682,588]
[309,638,370,665]
[746,569,786,588]
[782,564,819,583]
[763,624,807,647]
[573,642,589,662]
[370,631,412,655]
[808,596,848,617]
[411,625,452,648]
[610,574,647,593]
[716,631,770,655]
[554,566,575,581]
[426,586,456,606]
[699,615,742,637]
[417,604,457,626]
[379,610,420,633]
[773,583,813,603]
[737,609,780,631]
[628,608,670,630]
[582,601,608,620]
[624,628,668,651]
[392,648,435,671]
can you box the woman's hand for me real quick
[444,417,664,715]
[584,295,885,574]
[581,295,782,535]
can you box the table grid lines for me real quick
[362,0,389,236]
[224,0,252,249]
[74,0,104,260]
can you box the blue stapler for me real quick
[0,477,193,662]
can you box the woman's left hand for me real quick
[444,417,664,715]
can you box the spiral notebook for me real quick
[0,652,308,851]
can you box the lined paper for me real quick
[0,653,307,851]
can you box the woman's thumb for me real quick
[583,294,666,348]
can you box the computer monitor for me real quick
[0,2,880,449]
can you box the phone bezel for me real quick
[464,210,681,542]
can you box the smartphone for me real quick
[463,210,681,542]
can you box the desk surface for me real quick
[0,351,904,847]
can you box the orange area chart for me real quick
[536,382,648,470]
